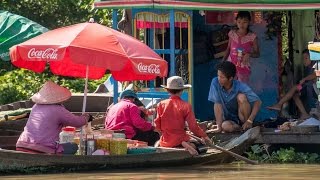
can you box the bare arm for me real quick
[242,100,261,130]
[185,105,207,138]
[248,100,262,122]
[300,72,316,84]
[222,39,231,61]
[214,103,224,132]
[244,38,260,60]
[249,37,260,58]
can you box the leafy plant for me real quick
[275,147,296,163]
[246,144,320,164]
[263,11,284,40]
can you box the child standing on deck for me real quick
[223,11,260,83]
[154,76,212,155]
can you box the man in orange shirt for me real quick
[154,76,211,155]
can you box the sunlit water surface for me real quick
[2,164,320,180]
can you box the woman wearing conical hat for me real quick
[16,81,92,154]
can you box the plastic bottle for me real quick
[59,126,76,144]
[86,139,96,155]
[236,48,243,67]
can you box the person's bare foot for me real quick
[266,104,282,111]
[181,141,198,156]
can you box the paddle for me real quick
[189,133,258,165]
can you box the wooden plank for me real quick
[63,93,113,112]
[24,100,34,108]
[256,132,320,144]
[209,128,320,144]
[11,102,21,110]
[6,104,14,110]
[0,136,20,149]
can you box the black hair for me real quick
[236,11,251,21]
[166,89,183,95]
[216,61,237,79]
[302,49,310,55]
[123,96,136,100]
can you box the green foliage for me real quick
[246,144,320,164]
[263,11,284,40]
[281,12,289,60]
[0,61,16,76]
[0,69,109,105]
[1,0,113,29]
[0,0,120,105]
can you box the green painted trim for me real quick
[153,5,317,11]
[181,0,320,3]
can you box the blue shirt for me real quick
[208,77,260,121]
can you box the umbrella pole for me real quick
[82,65,89,114]
[79,65,89,155]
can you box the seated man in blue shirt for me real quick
[208,61,262,133]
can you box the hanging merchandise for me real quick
[315,11,320,41]
[211,25,231,59]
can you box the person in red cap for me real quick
[104,89,159,146]
[154,76,212,155]
[16,81,92,154]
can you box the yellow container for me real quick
[109,138,128,155]
[96,137,111,152]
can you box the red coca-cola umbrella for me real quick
[9,22,168,81]
[9,21,168,120]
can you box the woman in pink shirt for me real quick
[223,11,260,83]
[105,89,159,146]
[154,76,212,155]
[16,81,91,154]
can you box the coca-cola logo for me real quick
[137,63,160,74]
[27,48,58,60]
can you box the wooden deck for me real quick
[210,128,320,144]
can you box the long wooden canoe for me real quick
[0,127,260,174]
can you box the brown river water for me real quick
[2,164,320,180]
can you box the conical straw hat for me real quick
[31,81,71,104]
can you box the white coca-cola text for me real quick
[137,63,160,74]
[27,48,58,60]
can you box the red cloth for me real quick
[105,99,153,138]
[154,96,207,147]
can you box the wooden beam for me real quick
[209,128,320,144]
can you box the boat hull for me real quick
[0,127,260,174]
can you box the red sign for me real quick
[205,11,236,25]
[205,11,262,25]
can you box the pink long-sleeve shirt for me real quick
[16,104,87,154]
[105,99,153,139]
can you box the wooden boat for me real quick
[0,127,260,174]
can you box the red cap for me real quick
[62,126,76,132]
